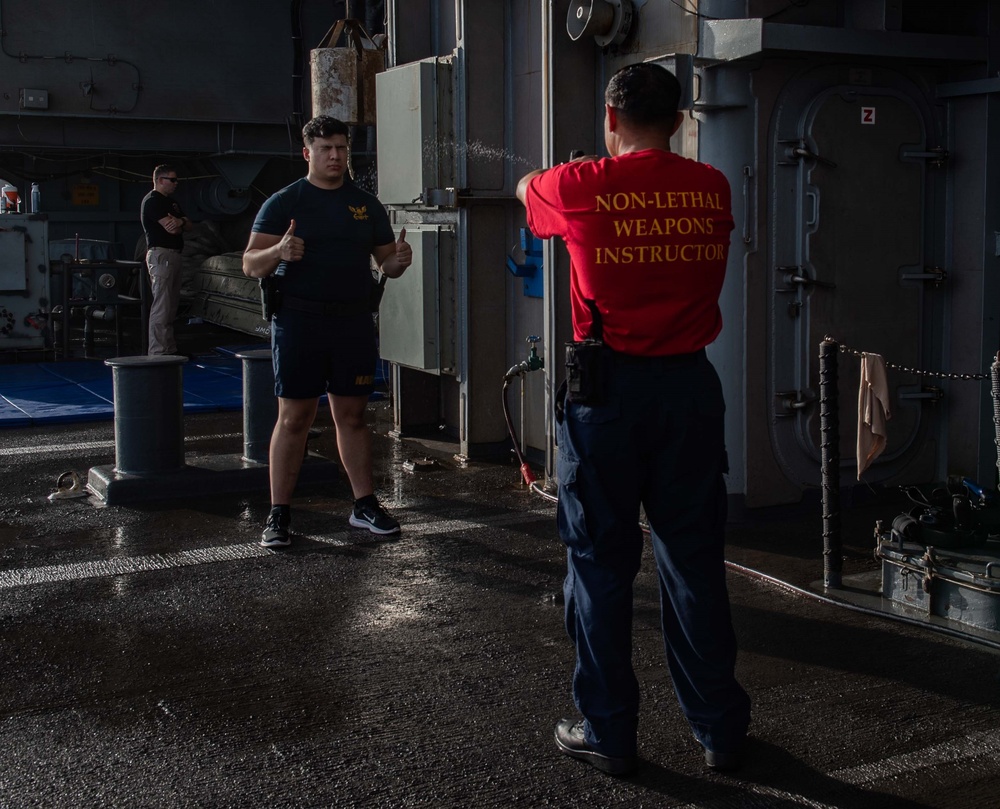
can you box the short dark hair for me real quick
[604,63,681,129]
[302,115,350,144]
[153,164,176,181]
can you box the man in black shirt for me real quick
[140,165,191,354]
[243,116,412,547]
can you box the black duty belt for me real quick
[613,348,706,366]
[281,295,370,317]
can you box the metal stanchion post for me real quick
[820,338,842,589]
[993,352,1000,493]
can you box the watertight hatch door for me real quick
[769,88,943,487]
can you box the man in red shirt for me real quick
[517,62,751,776]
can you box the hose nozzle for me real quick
[504,361,530,381]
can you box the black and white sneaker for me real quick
[349,499,400,535]
[260,511,291,548]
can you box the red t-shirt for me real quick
[525,149,734,356]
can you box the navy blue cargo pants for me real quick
[556,348,751,757]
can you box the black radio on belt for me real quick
[564,299,608,405]
[565,339,608,405]
[259,274,282,321]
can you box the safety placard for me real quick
[71,183,100,206]
[861,107,876,125]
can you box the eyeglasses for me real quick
[160,177,179,183]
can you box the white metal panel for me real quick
[0,230,27,291]
[0,215,49,349]
[379,227,442,372]
[376,58,453,206]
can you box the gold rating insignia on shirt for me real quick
[349,205,369,221]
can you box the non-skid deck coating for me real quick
[1,409,1000,808]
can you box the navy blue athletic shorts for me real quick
[271,311,377,399]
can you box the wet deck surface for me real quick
[2,405,999,808]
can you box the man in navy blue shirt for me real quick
[243,116,412,547]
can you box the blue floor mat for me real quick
[0,353,390,427]
[0,356,246,428]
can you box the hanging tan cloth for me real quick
[857,352,891,479]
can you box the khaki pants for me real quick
[146,247,182,355]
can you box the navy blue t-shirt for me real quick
[141,190,186,250]
[251,177,395,303]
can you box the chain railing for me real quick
[825,334,991,381]
[819,337,1000,590]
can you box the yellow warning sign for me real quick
[71,184,100,206]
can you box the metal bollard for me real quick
[237,348,277,464]
[105,355,187,475]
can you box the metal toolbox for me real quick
[878,534,1000,633]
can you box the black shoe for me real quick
[704,745,745,772]
[554,719,638,776]
[260,511,291,548]
[349,499,400,535]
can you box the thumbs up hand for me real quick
[279,219,305,262]
[394,227,412,270]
